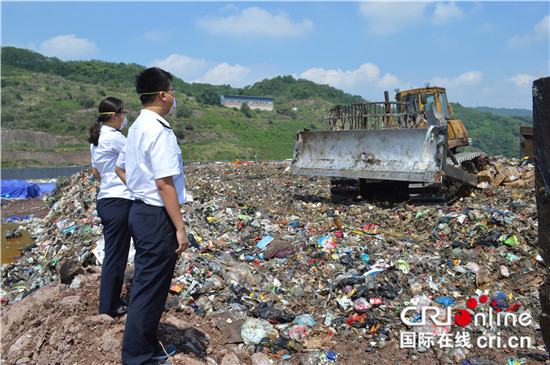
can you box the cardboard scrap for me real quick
[475,159,535,188]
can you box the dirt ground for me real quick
[1,198,50,220]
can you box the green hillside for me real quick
[1,47,366,167]
[451,103,532,158]
[1,46,531,168]
[472,106,532,117]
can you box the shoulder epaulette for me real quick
[157,119,172,129]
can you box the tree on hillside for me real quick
[240,102,252,118]
[197,89,221,106]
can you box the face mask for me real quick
[167,98,176,116]
[99,112,127,129]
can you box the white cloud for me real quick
[432,71,483,87]
[508,15,550,47]
[358,2,427,34]
[300,63,380,88]
[296,65,530,108]
[149,54,274,87]
[378,73,401,90]
[39,34,98,60]
[533,15,550,40]
[433,2,464,24]
[298,63,404,101]
[507,73,534,89]
[456,71,483,85]
[196,6,314,37]
[427,71,487,108]
[141,30,172,41]
[193,63,253,87]
[358,2,466,34]
[149,54,209,81]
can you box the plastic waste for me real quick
[241,318,274,345]
[435,296,454,307]
[353,298,372,312]
[293,314,315,327]
[288,324,308,342]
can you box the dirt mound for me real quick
[0,268,258,365]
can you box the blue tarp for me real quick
[1,180,41,199]
[37,183,56,195]
[2,215,32,222]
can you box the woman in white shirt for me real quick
[88,97,133,317]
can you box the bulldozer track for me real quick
[446,151,484,166]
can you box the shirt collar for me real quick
[140,109,170,128]
[100,124,119,132]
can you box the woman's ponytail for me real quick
[87,121,101,146]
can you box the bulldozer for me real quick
[291,85,485,201]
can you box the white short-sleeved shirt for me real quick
[117,109,186,207]
[90,144,97,168]
[92,125,133,200]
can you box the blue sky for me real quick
[2,1,548,109]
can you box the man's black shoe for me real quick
[114,304,128,316]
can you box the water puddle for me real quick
[1,222,35,265]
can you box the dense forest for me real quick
[1,46,532,168]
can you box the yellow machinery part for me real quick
[447,119,469,149]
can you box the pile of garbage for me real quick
[1,171,102,302]
[1,159,548,364]
[476,156,535,189]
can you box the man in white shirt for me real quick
[116,67,188,365]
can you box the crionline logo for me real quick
[399,294,533,350]
[400,294,533,328]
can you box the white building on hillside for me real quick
[220,95,274,111]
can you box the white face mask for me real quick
[121,116,128,129]
[167,98,176,116]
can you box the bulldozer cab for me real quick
[396,86,468,150]
[395,86,452,119]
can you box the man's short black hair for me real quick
[135,67,173,105]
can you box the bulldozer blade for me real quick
[291,127,445,184]
[443,164,479,187]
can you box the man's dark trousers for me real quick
[121,200,178,365]
[97,197,133,315]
